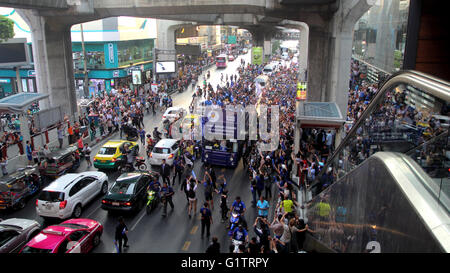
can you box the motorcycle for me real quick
[146,190,159,214]
[228,211,243,236]
[117,157,147,173]
[232,239,244,253]
[207,71,210,79]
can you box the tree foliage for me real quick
[0,15,15,43]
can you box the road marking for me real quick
[130,209,146,231]
[181,241,191,251]
[85,203,102,218]
[190,225,198,235]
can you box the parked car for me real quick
[36,172,108,220]
[0,218,41,253]
[101,171,159,213]
[148,139,180,166]
[20,218,103,253]
[0,166,41,210]
[162,107,187,123]
[228,55,235,61]
[93,140,139,170]
[39,145,80,179]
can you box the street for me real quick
[0,51,274,253]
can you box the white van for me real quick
[262,64,274,76]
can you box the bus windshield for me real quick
[203,139,237,153]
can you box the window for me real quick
[69,181,84,197]
[21,246,52,253]
[154,147,170,154]
[0,230,19,247]
[69,230,88,242]
[110,180,136,195]
[172,143,179,151]
[98,147,117,155]
[38,191,65,202]
[80,177,96,188]
[57,239,70,254]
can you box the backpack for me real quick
[188,183,196,198]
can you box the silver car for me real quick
[0,218,41,253]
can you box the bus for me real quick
[215,54,227,68]
[201,108,244,167]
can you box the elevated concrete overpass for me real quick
[0,0,374,124]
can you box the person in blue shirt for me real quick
[160,182,174,217]
[200,202,213,237]
[230,196,246,222]
[139,128,146,144]
[230,225,248,249]
[256,195,270,219]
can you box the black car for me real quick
[101,171,159,213]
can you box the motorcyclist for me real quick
[123,143,135,171]
[147,177,161,201]
[230,224,248,253]
[229,196,247,229]
[153,127,162,141]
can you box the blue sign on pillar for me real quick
[104,42,118,69]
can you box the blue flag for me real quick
[191,169,196,180]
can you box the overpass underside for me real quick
[2,0,371,123]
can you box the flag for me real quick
[191,169,196,179]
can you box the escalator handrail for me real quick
[309,70,450,192]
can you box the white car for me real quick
[162,107,186,123]
[148,139,180,166]
[36,172,108,220]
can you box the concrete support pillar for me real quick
[156,20,180,51]
[306,0,374,116]
[249,28,273,63]
[307,27,331,103]
[17,10,78,120]
[298,24,309,82]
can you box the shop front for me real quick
[0,69,38,99]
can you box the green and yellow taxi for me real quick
[93,140,139,169]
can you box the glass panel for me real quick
[117,39,154,67]
[306,156,443,253]
[352,0,410,73]
[313,81,450,211]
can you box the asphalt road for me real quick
[0,51,279,253]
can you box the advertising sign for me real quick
[296,82,307,100]
[132,70,142,85]
[108,43,114,64]
[156,61,176,73]
[251,47,263,65]
[113,70,120,78]
[151,83,158,93]
[227,35,237,44]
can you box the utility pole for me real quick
[80,23,89,98]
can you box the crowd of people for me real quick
[141,54,319,253]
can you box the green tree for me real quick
[0,15,15,42]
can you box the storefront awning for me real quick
[296,101,345,128]
[0,92,49,113]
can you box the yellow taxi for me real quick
[180,114,200,134]
[93,140,139,169]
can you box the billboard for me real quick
[156,61,176,73]
[132,70,142,85]
[227,35,237,44]
[0,38,30,67]
[251,47,263,65]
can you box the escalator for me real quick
[303,71,450,253]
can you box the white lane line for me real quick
[130,209,147,231]
[85,203,103,218]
